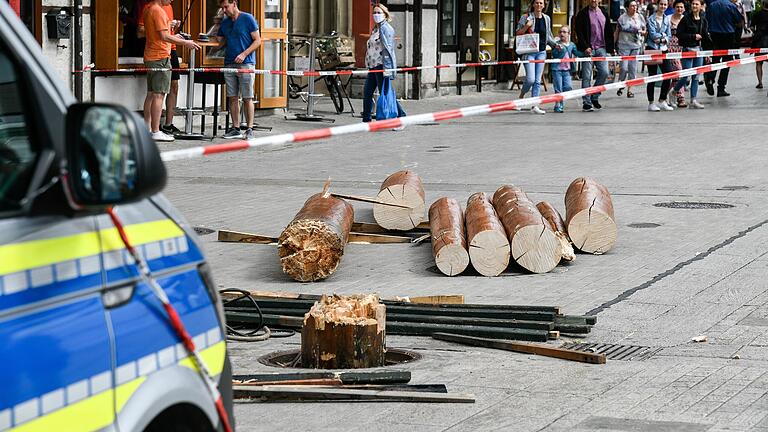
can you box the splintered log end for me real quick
[555,231,576,262]
[509,224,562,273]
[301,294,386,369]
[567,209,617,255]
[278,220,345,282]
[468,230,510,277]
[435,244,470,276]
[373,185,426,230]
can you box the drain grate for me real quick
[193,226,215,235]
[627,222,661,229]
[653,201,734,210]
[560,343,662,361]
[426,149,443,153]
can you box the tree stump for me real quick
[492,185,561,273]
[536,201,575,262]
[465,192,510,277]
[373,171,426,231]
[301,294,387,369]
[278,192,354,282]
[429,197,469,276]
[564,177,617,254]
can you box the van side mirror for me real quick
[65,103,166,209]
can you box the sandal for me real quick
[757,83,764,89]
[617,89,624,96]
[627,90,634,98]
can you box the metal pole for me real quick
[184,48,196,134]
[306,35,317,117]
[74,0,83,101]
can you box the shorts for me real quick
[145,58,171,94]
[170,49,180,81]
[224,63,255,99]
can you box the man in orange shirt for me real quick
[142,0,199,142]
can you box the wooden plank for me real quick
[351,222,429,234]
[217,229,414,245]
[332,193,413,209]
[395,295,465,305]
[432,333,606,364]
[218,230,277,244]
[232,370,411,385]
[232,386,475,403]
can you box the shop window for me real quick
[441,0,458,50]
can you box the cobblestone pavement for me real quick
[163,64,768,431]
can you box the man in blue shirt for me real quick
[704,0,744,96]
[217,0,261,139]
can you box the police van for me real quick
[0,2,233,431]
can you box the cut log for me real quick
[492,185,561,273]
[535,201,575,262]
[373,171,426,230]
[464,192,510,277]
[428,197,469,276]
[301,294,386,369]
[564,177,617,254]
[277,192,354,282]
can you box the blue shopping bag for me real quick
[376,77,399,120]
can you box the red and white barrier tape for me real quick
[79,48,768,76]
[160,53,767,163]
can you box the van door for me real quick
[0,41,115,430]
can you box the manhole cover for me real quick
[717,185,749,191]
[560,343,662,361]
[193,226,215,235]
[653,201,734,209]
[627,222,661,228]
[258,348,421,369]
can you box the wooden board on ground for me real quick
[233,386,476,403]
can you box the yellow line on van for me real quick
[10,390,114,432]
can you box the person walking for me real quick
[751,0,768,89]
[671,0,710,108]
[703,0,743,96]
[668,0,688,107]
[645,0,675,110]
[142,0,199,142]
[217,0,262,139]
[361,4,406,124]
[616,0,647,98]
[575,0,615,111]
[516,0,558,114]
[551,26,582,112]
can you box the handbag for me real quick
[643,49,663,65]
[516,33,540,55]
[376,77,399,120]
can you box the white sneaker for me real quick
[690,99,705,109]
[531,106,546,115]
[151,131,175,142]
[392,126,405,131]
[648,102,661,112]
[658,101,675,111]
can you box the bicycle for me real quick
[287,34,347,114]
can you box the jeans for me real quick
[618,47,640,82]
[581,47,609,106]
[362,64,407,122]
[521,51,547,97]
[673,51,704,98]
[646,60,672,102]
[552,69,572,110]
[704,32,735,89]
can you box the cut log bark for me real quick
[564,177,617,254]
[464,192,510,277]
[277,192,354,282]
[492,186,561,273]
[301,294,386,369]
[428,197,469,276]
[373,171,426,230]
[536,201,575,262]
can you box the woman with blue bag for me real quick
[362,4,407,123]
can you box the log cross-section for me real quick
[301,294,386,369]
[373,171,426,231]
[492,185,561,273]
[464,192,510,277]
[278,193,354,282]
[536,201,575,262]
[564,177,617,254]
[429,197,470,276]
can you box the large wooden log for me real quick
[564,177,617,254]
[536,201,575,262]
[492,185,561,273]
[301,294,386,369]
[278,192,354,282]
[464,192,510,277]
[429,197,469,276]
[373,171,426,230]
